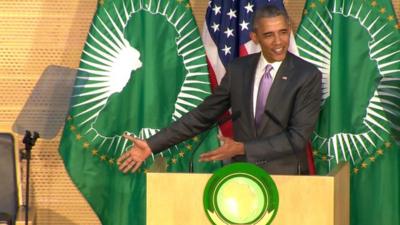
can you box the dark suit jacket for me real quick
[147,52,322,175]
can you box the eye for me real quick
[263,33,273,38]
[280,30,288,35]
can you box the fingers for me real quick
[118,155,135,173]
[131,160,143,173]
[123,133,137,142]
[121,160,143,173]
[199,149,222,162]
[200,150,219,158]
[117,151,131,165]
[200,153,223,161]
[117,147,141,173]
[118,154,143,173]
[199,137,242,161]
[122,159,136,173]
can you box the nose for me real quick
[273,33,281,45]
[273,33,282,45]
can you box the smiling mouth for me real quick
[272,47,285,54]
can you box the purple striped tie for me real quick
[255,64,273,127]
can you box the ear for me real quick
[250,32,258,44]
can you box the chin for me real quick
[271,55,286,62]
[263,51,287,62]
[278,52,288,60]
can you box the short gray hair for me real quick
[251,5,290,31]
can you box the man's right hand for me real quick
[117,134,152,173]
[199,135,245,162]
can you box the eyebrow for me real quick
[262,28,289,35]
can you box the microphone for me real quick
[188,111,241,173]
[265,110,301,175]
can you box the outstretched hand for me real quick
[117,134,152,173]
[199,136,245,162]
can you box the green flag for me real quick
[296,0,400,224]
[59,0,222,224]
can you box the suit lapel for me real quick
[256,53,295,135]
[243,53,260,137]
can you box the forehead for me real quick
[254,15,289,32]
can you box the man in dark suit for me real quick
[118,5,321,175]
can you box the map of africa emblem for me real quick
[66,0,212,165]
[296,0,400,172]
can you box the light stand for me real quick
[20,131,39,225]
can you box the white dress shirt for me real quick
[252,55,283,117]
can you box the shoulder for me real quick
[287,52,320,76]
[226,53,260,70]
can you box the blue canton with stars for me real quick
[206,0,285,67]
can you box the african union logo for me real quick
[296,0,400,172]
[203,163,279,225]
[68,0,211,162]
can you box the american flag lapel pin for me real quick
[282,76,288,80]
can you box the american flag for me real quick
[201,0,315,174]
[201,0,296,136]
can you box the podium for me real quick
[147,163,349,225]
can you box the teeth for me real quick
[274,48,283,53]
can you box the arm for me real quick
[147,72,232,153]
[118,72,232,173]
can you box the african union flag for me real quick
[296,0,400,224]
[59,0,222,224]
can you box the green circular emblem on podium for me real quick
[203,163,279,225]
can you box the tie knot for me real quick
[265,64,273,73]
[263,64,273,79]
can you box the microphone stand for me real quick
[20,131,39,225]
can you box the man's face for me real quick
[250,15,290,63]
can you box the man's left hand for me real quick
[199,136,245,161]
